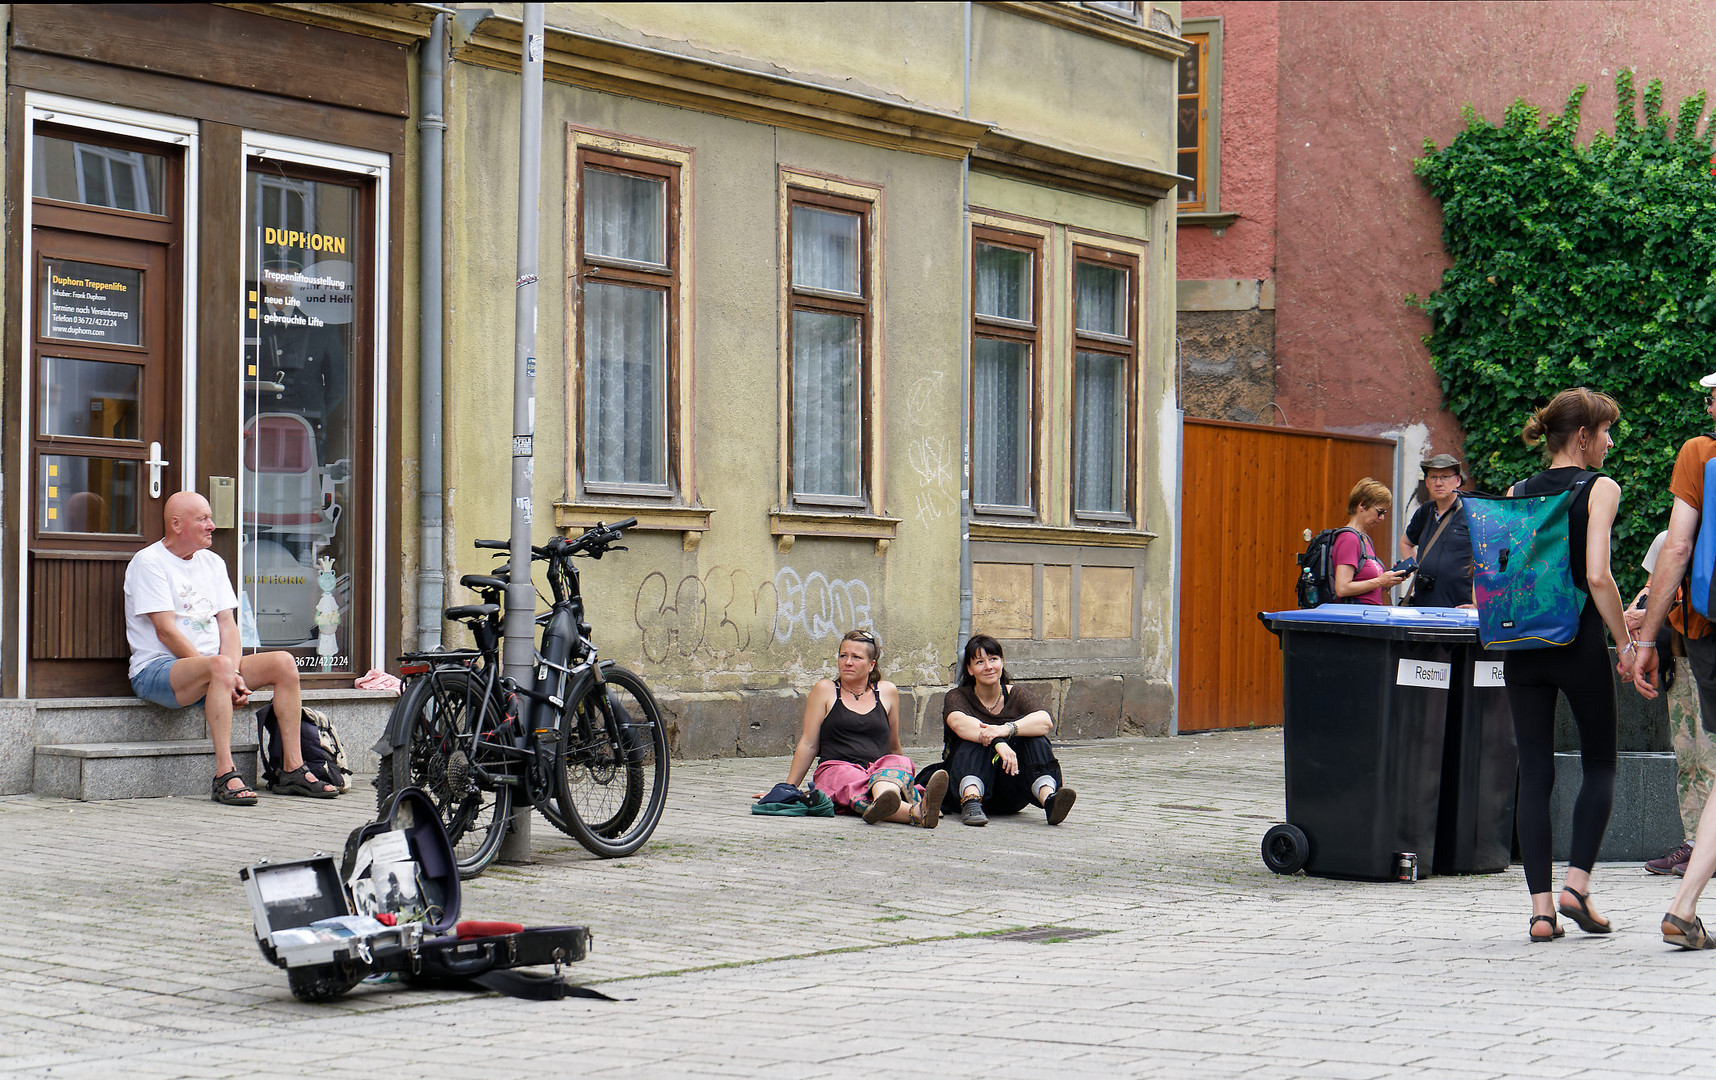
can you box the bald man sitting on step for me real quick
[123,490,339,805]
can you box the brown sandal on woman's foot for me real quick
[862,787,901,824]
[211,770,258,806]
[1558,887,1612,934]
[1528,915,1564,942]
[911,772,948,829]
[1662,912,1716,950]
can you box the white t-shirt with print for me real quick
[123,541,239,678]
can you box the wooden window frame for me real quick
[779,172,882,513]
[570,147,682,500]
[1177,19,1226,220]
[970,224,1044,520]
[1069,243,1140,527]
[1177,31,1209,212]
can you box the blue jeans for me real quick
[130,656,205,709]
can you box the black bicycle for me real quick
[375,519,670,875]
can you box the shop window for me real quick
[33,134,167,215]
[785,183,877,508]
[971,227,1043,516]
[573,150,680,495]
[1071,247,1138,523]
[241,159,372,677]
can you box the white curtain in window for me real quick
[974,243,1030,321]
[973,337,1030,507]
[1075,262,1127,337]
[792,310,860,497]
[791,207,860,294]
[583,169,665,266]
[1073,350,1127,515]
[585,281,666,486]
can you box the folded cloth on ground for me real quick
[751,788,835,816]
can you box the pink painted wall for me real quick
[1178,0,1277,281]
[1274,0,1716,445]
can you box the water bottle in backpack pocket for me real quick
[1465,471,1594,649]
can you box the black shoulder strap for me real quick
[466,969,619,1001]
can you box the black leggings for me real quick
[1503,603,1617,895]
[946,736,1062,816]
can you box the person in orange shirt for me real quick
[1629,373,1716,948]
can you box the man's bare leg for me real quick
[168,655,248,797]
[241,650,334,794]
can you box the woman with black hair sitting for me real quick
[941,634,1076,827]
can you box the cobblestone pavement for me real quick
[6,729,1716,1078]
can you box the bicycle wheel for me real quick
[377,668,512,878]
[553,666,669,858]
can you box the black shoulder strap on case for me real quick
[467,969,619,1001]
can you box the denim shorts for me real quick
[130,656,203,709]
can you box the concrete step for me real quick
[34,739,260,801]
[1552,751,1682,862]
[2,688,400,797]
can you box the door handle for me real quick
[145,441,169,499]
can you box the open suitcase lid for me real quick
[240,786,462,968]
[340,786,461,936]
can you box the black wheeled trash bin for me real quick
[1434,640,1517,874]
[1259,606,1474,881]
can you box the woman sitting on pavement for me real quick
[778,630,947,827]
[1332,478,1409,605]
[941,634,1075,827]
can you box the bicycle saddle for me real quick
[461,574,506,593]
[444,603,500,623]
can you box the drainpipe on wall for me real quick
[958,0,974,649]
[417,13,447,651]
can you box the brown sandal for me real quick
[1662,912,1716,950]
[911,772,948,829]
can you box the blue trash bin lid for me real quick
[1259,604,1478,641]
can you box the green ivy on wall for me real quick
[1413,71,1716,585]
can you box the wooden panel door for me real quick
[28,223,177,696]
[1178,419,1396,732]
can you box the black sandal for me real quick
[211,770,258,806]
[271,764,339,799]
[1662,912,1716,950]
[1528,915,1564,943]
[1558,887,1612,934]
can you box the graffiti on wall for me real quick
[634,564,876,664]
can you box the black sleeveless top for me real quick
[818,690,890,766]
[1514,466,1597,593]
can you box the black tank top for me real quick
[818,690,890,765]
[1514,466,1597,593]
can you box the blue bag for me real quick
[1691,449,1716,618]
[1465,471,1594,649]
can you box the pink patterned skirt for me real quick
[812,754,920,815]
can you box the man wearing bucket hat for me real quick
[1628,370,1716,947]
[1397,453,1475,608]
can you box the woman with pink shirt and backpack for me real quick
[1330,478,1410,605]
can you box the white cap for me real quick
[1642,530,1669,574]
[1701,372,1716,389]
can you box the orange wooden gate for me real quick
[1177,419,1397,732]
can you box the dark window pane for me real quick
[1179,151,1201,203]
[41,260,143,346]
[40,357,141,440]
[33,136,166,214]
[40,455,139,534]
[1179,48,1199,94]
[1072,351,1127,516]
[1179,99,1201,152]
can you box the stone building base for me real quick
[655,674,1173,759]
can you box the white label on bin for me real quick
[1396,658,1451,688]
[1473,661,1507,687]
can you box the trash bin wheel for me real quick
[1262,823,1309,875]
